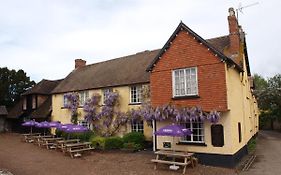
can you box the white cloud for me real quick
[0,0,280,82]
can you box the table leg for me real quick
[182,157,187,174]
[154,154,159,170]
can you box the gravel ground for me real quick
[0,133,236,175]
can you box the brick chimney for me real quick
[75,59,86,69]
[228,7,240,61]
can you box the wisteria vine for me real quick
[64,92,79,124]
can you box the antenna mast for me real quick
[236,2,259,21]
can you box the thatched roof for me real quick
[6,99,24,119]
[22,79,62,95]
[52,49,160,94]
[0,106,8,115]
[30,97,52,119]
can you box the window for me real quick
[238,122,242,143]
[32,95,36,109]
[63,94,69,107]
[131,121,144,133]
[181,120,204,143]
[78,120,92,130]
[79,91,89,106]
[130,86,142,104]
[23,98,27,110]
[173,67,198,97]
[103,88,113,104]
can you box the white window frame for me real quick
[79,91,89,106]
[78,120,92,130]
[131,121,144,133]
[103,88,113,104]
[130,85,142,104]
[63,94,69,107]
[181,120,204,143]
[172,67,198,97]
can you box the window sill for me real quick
[129,102,142,105]
[177,142,207,146]
[172,95,200,100]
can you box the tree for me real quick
[254,74,281,129]
[0,67,35,109]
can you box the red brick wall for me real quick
[150,30,228,111]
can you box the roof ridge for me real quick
[206,35,229,41]
[78,49,160,70]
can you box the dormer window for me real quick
[172,67,198,97]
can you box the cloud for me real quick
[0,0,280,82]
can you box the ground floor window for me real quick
[131,121,144,133]
[78,120,92,130]
[181,120,204,143]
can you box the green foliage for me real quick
[254,74,281,129]
[55,130,94,142]
[122,132,145,149]
[123,142,142,151]
[91,136,106,150]
[247,138,256,153]
[0,67,35,108]
[104,136,124,149]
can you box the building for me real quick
[50,7,258,167]
[6,79,61,132]
[0,106,8,132]
[148,8,258,167]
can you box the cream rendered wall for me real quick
[51,84,152,140]
[225,56,259,155]
[156,111,234,154]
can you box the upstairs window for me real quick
[79,91,89,106]
[32,95,36,109]
[172,67,198,97]
[63,94,69,107]
[130,86,142,104]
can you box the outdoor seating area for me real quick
[21,120,95,158]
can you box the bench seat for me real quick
[151,159,189,166]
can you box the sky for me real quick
[0,0,280,82]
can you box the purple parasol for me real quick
[154,124,192,137]
[49,121,61,128]
[22,120,38,134]
[57,124,75,131]
[64,125,88,133]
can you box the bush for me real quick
[123,142,142,151]
[247,138,257,153]
[123,132,145,149]
[55,130,94,142]
[91,136,106,150]
[104,137,124,150]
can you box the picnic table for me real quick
[64,142,94,158]
[32,135,54,146]
[56,139,80,151]
[21,133,41,142]
[41,137,63,149]
[151,150,196,174]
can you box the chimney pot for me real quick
[75,59,86,69]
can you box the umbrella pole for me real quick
[31,126,33,134]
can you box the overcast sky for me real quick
[0,0,280,82]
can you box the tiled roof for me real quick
[52,49,160,94]
[6,99,24,119]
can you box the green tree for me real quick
[254,74,281,129]
[0,67,35,109]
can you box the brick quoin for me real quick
[150,30,228,111]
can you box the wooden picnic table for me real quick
[41,137,63,149]
[21,133,41,142]
[32,135,54,146]
[56,139,80,151]
[151,150,195,174]
[64,142,94,158]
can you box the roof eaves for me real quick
[146,22,243,72]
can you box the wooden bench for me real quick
[64,142,94,158]
[151,150,195,174]
[56,139,80,151]
[21,133,41,142]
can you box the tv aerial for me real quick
[236,2,259,20]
